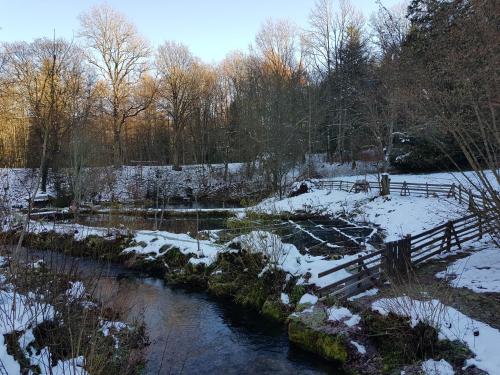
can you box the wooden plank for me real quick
[317,250,383,278]
[326,271,382,298]
[317,264,380,295]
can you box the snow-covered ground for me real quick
[372,296,500,374]
[0,163,252,208]
[123,230,225,266]
[436,244,500,293]
[0,285,89,374]
[252,170,498,241]
[253,185,463,241]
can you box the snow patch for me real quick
[372,297,500,374]
[421,359,454,375]
[298,293,318,305]
[327,306,361,327]
[350,340,366,355]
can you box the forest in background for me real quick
[0,0,498,195]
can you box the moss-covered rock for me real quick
[162,247,190,268]
[261,298,289,322]
[289,284,306,305]
[288,318,348,363]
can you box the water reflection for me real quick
[23,250,343,374]
[76,214,227,234]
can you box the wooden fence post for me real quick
[381,174,390,196]
[446,221,452,252]
[479,215,483,239]
[401,181,410,196]
[458,185,462,204]
[447,183,456,199]
[468,190,475,212]
[426,182,429,197]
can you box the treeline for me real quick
[0,0,498,192]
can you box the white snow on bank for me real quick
[66,281,86,301]
[0,163,250,208]
[281,293,290,305]
[252,170,498,241]
[422,359,454,375]
[254,188,463,242]
[27,220,125,240]
[100,320,128,337]
[436,245,500,293]
[327,306,361,327]
[0,290,55,374]
[298,293,318,305]
[372,296,500,374]
[350,340,366,355]
[348,288,379,301]
[232,231,371,288]
[123,230,225,266]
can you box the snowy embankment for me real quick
[372,296,500,374]
[0,265,88,374]
[122,229,370,289]
[252,170,498,241]
[0,163,251,208]
[0,259,133,374]
[26,220,127,240]
[18,219,374,290]
[436,245,500,294]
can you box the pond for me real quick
[22,250,344,374]
[75,213,227,234]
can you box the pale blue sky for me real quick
[0,0,402,63]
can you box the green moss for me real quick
[289,285,306,305]
[288,319,348,363]
[362,311,439,372]
[261,298,289,322]
[435,339,472,368]
[234,282,267,310]
[162,247,190,268]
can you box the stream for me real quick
[23,250,344,375]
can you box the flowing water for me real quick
[24,250,344,375]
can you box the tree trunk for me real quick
[113,128,122,167]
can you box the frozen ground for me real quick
[436,244,500,294]
[372,296,500,374]
[252,170,498,241]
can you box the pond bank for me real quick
[12,248,345,374]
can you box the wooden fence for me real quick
[317,210,496,299]
[312,178,498,297]
[314,179,494,212]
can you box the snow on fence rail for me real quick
[315,178,498,298]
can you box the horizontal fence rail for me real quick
[318,212,497,298]
[314,179,496,212]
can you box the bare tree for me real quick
[155,41,199,170]
[4,38,84,252]
[79,4,152,166]
[305,0,365,160]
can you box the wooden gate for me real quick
[382,236,412,280]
